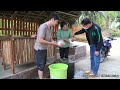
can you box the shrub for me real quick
[75,36,87,42]
[111,31,120,37]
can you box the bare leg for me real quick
[38,70,43,79]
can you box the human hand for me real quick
[31,34,37,38]
[58,43,64,47]
[50,41,58,46]
[71,37,76,42]
[72,33,75,37]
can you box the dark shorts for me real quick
[34,49,47,71]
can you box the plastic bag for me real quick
[57,40,65,46]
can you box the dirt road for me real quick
[75,37,120,79]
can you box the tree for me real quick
[75,11,98,26]
[97,11,117,29]
[115,11,120,29]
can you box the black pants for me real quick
[59,47,69,59]
[34,49,47,71]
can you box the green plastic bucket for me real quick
[49,63,68,79]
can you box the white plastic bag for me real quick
[57,40,65,46]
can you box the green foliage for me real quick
[79,36,87,41]
[116,11,120,29]
[111,30,120,37]
[112,32,120,37]
[117,25,120,29]
[75,36,87,42]
[95,13,106,29]
[116,12,120,19]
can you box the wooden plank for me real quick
[33,22,36,35]
[20,19,22,35]
[8,18,10,35]
[31,22,33,36]
[17,18,19,35]
[6,19,8,35]
[21,39,23,64]
[23,19,26,35]
[20,39,22,64]
[29,20,31,34]
[1,37,36,74]
[18,19,20,36]
[30,22,33,35]
[2,17,4,35]
[14,18,16,35]
[17,39,20,64]
[33,22,36,34]
[25,19,27,36]
[21,20,23,35]
[0,28,13,30]
[26,39,28,63]
[1,41,6,70]
[11,17,14,36]
[31,21,33,35]
[4,18,7,35]
[30,21,32,36]
[10,38,15,74]
[35,23,37,34]
[34,23,36,34]
[28,19,30,36]
[1,29,34,32]
[23,19,25,35]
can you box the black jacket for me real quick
[74,23,103,51]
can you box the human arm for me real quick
[73,28,85,36]
[94,26,103,56]
[38,25,62,47]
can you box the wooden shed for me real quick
[0,11,81,74]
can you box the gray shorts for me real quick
[34,49,47,71]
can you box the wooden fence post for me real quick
[10,37,15,74]
[1,41,6,70]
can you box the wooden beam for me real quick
[33,11,45,22]
[11,11,18,18]
[10,11,18,36]
[22,11,31,20]
[56,11,78,17]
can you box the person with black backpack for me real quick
[73,18,103,77]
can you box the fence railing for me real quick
[1,36,56,74]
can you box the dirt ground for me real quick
[75,37,120,79]
[0,37,120,79]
